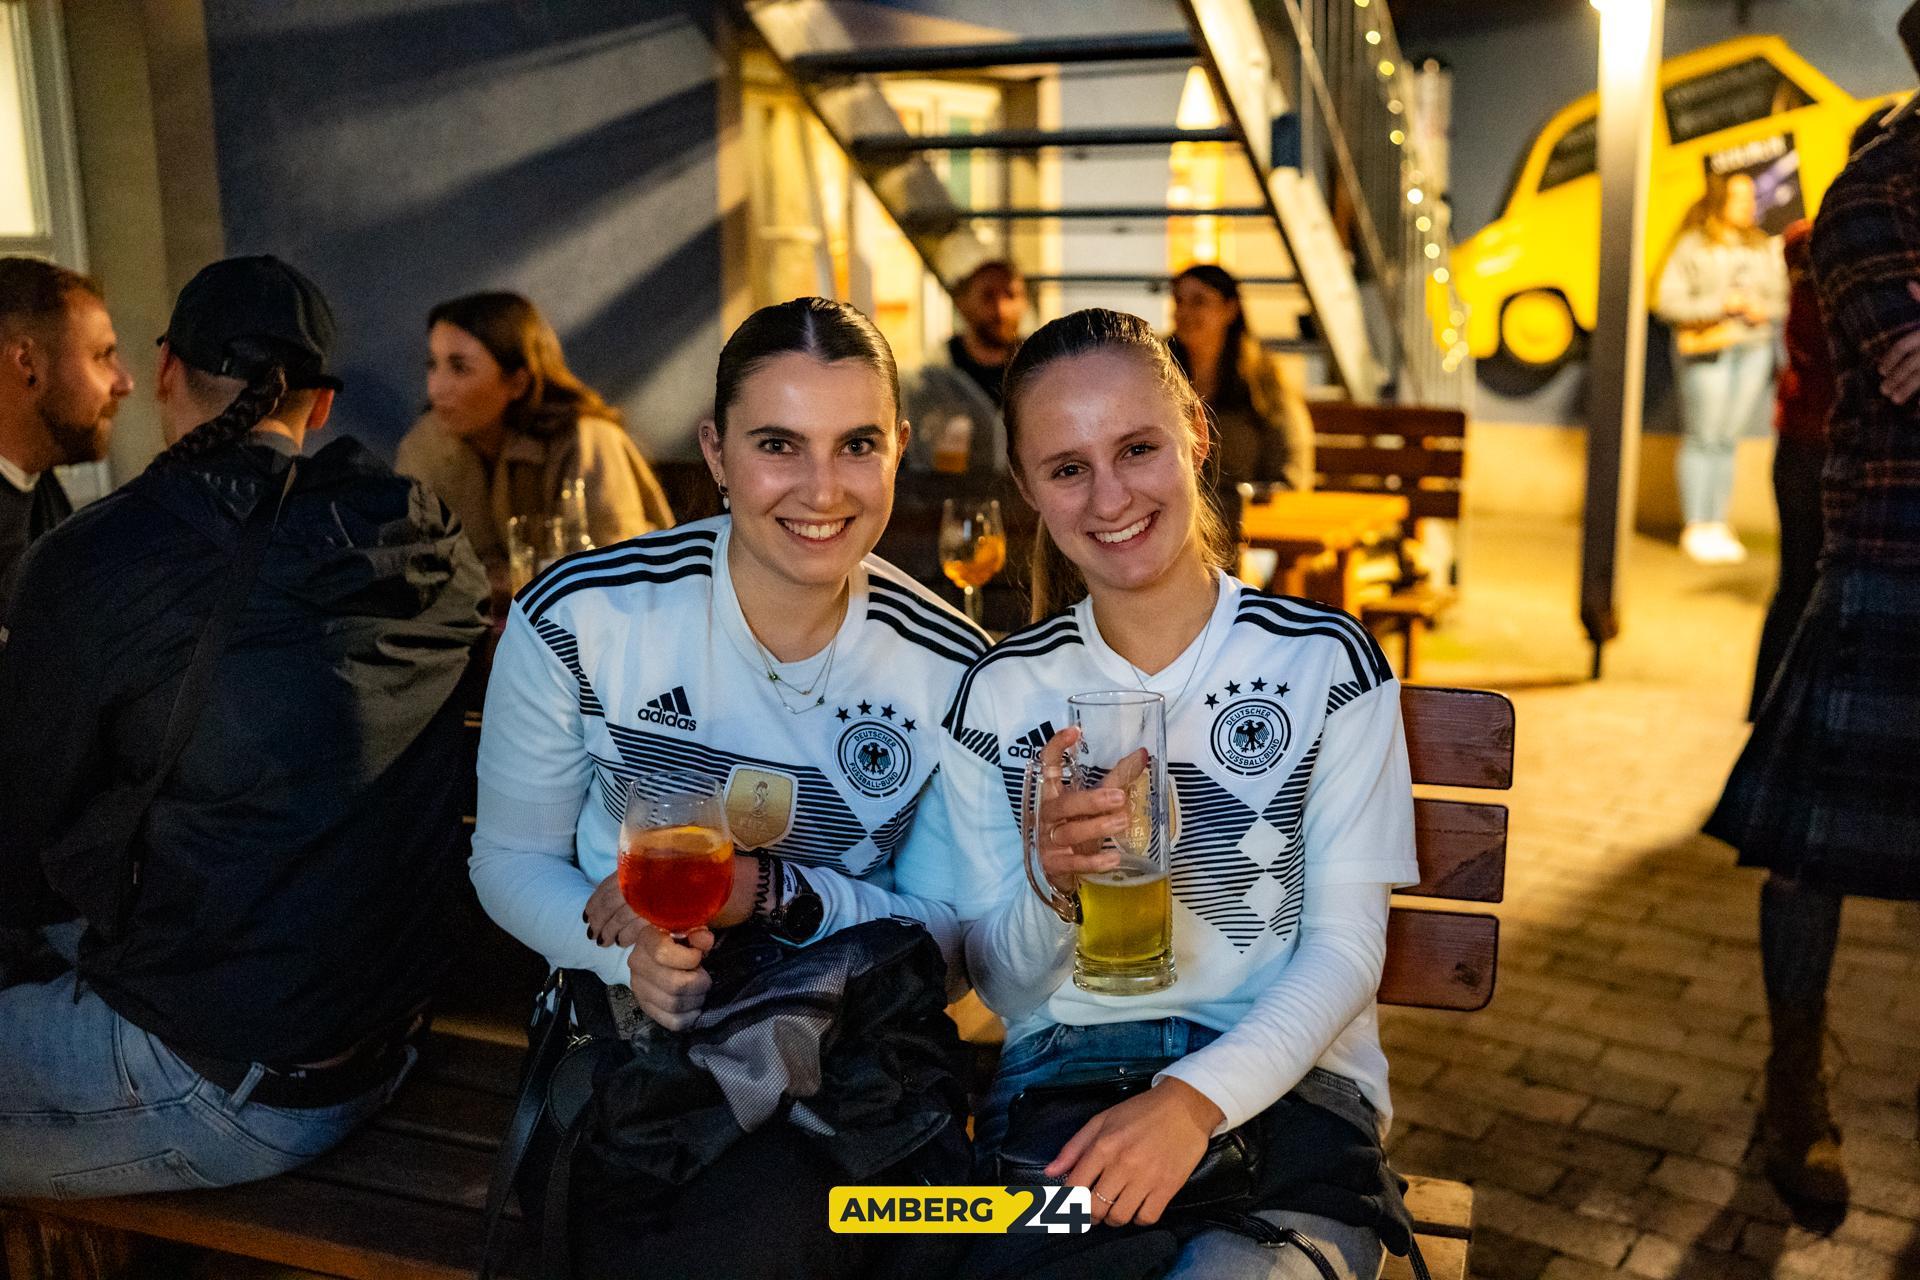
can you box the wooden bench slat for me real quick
[1317,445,1466,479]
[1404,1174,1475,1240]
[16,1177,524,1280]
[376,1079,517,1152]
[1411,798,1508,903]
[1379,908,1499,1011]
[1402,687,1515,789]
[1309,403,1469,440]
[1385,1232,1469,1280]
[417,1029,525,1098]
[294,1126,494,1213]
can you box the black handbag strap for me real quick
[479,969,577,1280]
[119,461,295,923]
[538,1103,591,1280]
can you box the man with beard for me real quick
[902,259,1027,475]
[0,257,132,606]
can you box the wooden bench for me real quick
[4,687,1509,1280]
[1307,402,1469,680]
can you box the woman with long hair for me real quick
[470,298,984,1278]
[1654,172,1788,564]
[924,309,1419,1278]
[1168,263,1315,494]
[396,291,674,595]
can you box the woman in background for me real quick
[1167,263,1315,495]
[1654,173,1787,566]
[397,291,673,598]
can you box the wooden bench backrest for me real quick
[1308,402,1467,523]
[1378,686,1512,1012]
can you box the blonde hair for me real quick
[1001,308,1233,621]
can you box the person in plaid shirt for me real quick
[1706,2,1920,1232]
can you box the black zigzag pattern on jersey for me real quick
[1259,734,1319,943]
[1325,681,1366,715]
[521,527,717,623]
[598,726,890,877]
[532,616,604,719]
[1234,594,1392,692]
[998,766,1024,827]
[870,792,920,862]
[941,612,1083,735]
[867,576,988,669]
[1168,764,1268,950]
[956,726,1001,765]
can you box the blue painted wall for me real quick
[1397,0,1914,425]
[202,0,725,458]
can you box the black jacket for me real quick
[0,433,488,1063]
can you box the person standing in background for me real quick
[0,258,132,606]
[396,291,673,604]
[902,259,1026,476]
[1748,219,1833,720]
[1707,3,1920,1227]
[1655,173,1788,566]
[1167,263,1316,496]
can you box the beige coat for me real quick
[395,412,674,573]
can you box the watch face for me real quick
[777,890,824,943]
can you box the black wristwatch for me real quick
[761,858,824,945]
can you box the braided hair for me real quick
[156,361,289,465]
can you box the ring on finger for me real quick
[1092,1189,1116,1206]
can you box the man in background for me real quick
[902,258,1026,476]
[0,257,132,605]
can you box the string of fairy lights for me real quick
[1357,0,1473,383]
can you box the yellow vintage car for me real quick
[1451,35,1902,383]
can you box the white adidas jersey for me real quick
[478,516,987,931]
[926,571,1418,1121]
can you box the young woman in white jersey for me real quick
[924,310,1419,1279]
[471,297,985,1279]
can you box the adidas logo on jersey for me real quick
[637,686,697,731]
[1005,720,1058,760]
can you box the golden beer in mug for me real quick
[1022,690,1176,995]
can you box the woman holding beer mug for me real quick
[470,297,985,1277]
[922,310,1418,1278]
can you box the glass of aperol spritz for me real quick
[618,772,735,938]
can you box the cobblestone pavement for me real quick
[1393,515,1920,1279]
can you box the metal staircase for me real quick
[738,0,1469,407]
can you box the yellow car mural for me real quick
[1451,35,1902,384]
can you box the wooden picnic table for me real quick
[1238,490,1409,612]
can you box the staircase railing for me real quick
[1256,0,1472,405]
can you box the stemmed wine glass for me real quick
[939,497,1006,626]
[617,772,735,939]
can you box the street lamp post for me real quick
[1580,0,1665,678]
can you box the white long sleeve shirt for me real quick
[471,517,986,990]
[907,573,1418,1133]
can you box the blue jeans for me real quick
[981,1019,1384,1280]
[0,964,405,1199]
[1675,339,1776,526]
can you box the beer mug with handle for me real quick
[1021,690,1176,995]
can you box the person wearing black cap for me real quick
[0,255,489,1196]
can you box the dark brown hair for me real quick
[712,296,898,435]
[1001,308,1231,621]
[0,256,102,341]
[428,291,619,438]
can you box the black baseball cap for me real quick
[161,255,342,391]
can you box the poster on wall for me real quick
[1703,131,1803,235]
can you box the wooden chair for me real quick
[1308,403,1469,680]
